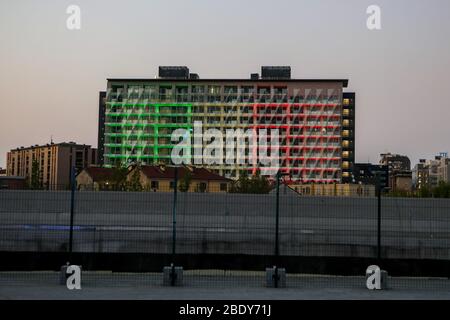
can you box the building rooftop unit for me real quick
[158,66,190,79]
[261,66,291,79]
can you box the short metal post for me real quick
[69,165,76,262]
[377,183,381,264]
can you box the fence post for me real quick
[274,171,281,288]
[69,165,76,262]
[171,166,179,286]
[275,171,280,258]
[377,182,381,264]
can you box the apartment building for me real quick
[99,66,355,183]
[6,142,97,189]
[352,163,389,190]
[380,152,412,192]
[413,153,450,190]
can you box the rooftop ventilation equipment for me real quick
[158,66,190,79]
[261,66,291,79]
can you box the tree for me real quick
[127,169,142,192]
[178,170,192,192]
[418,185,431,198]
[29,159,42,189]
[433,181,450,198]
[111,165,128,191]
[249,170,273,193]
[229,170,273,194]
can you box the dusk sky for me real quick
[1,0,449,168]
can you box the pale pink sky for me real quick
[1,0,450,168]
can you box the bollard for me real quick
[59,263,82,286]
[266,266,286,288]
[163,265,183,286]
[59,263,69,285]
[366,265,388,290]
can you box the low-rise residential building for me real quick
[288,183,376,197]
[76,165,232,192]
[128,165,231,193]
[0,176,26,190]
[75,167,116,191]
[392,171,413,193]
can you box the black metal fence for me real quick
[1,179,450,290]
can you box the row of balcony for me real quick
[108,94,341,104]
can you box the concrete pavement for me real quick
[1,272,450,300]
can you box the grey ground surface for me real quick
[1,272,450,300]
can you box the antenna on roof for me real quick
[50,135,53,144]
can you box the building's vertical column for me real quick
[154,104,160,165]
[286,103,291,177]
[187,104,193,165]
[251,103,258,175]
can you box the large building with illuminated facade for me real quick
[98,66,355,183]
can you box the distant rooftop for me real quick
[107,65,349,87]
[80,165,231,182]
[11,142,92,151]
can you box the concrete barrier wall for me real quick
[0,190,449,260]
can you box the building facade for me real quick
[352,163,389,190]
[76,167,115,191]
[100,66,354,183]
[97,91,107,165]
[413,153,450,190]
[127,165,231,193]
[0,176,26,190]
[379,152,412,192]
[341,92,355,183]
[6,142,97,189]
[76,165,231,192]
[437,154,450,184]
[289,183,375,197]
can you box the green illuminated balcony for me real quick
[104,144,155,148]
[106,113,192,117]
[105,133,155,138]
[104,154,191,160]
[106,103,193,107]
[105,123,192,128]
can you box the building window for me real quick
[220,183,227,192]
[343,98,350,106]
[151,181,159,190]
[197,182,207,192]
